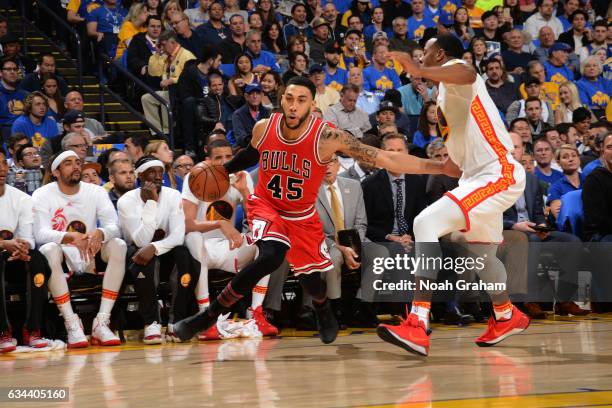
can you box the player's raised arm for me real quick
[319,126,461,177]
[222,119,268,174]
[390,46,476,85]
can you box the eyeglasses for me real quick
[174,163,193,170]
[171,18,186,26]
[68,143,88,149]
[22,152,40,158]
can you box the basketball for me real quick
[188,162,230,202]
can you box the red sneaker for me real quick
[0,330,16,353]
[475,305,529,347]
[197,324,221,341]
[376,314,430,356]
[249,306,279,337]
[23,328,49,348]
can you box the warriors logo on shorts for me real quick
[67,220,87,234]
[180,273,191,287]
[34,273,45,288]
[206,200,234,221]
[0,230,14,240]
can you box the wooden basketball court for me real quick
[1,315,612,407]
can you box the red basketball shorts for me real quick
[247,195,333,275]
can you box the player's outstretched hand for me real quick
[442,158,462,178]
[389,51,421,77]
[219,220,244,250]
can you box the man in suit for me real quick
[362,133,427,245]
[232,83,271,147]
[127,15,163,91]
[339,133,381,182]
[503,132,586,317]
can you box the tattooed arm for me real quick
[319,126,462,177]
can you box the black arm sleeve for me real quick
[224,144,260,174]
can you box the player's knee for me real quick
[185,232,204,261]
[413,212,429,239]
[107,238,127,257]
[256,241,287,272]
[39,243,63,267]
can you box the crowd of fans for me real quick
[0,0,610,350]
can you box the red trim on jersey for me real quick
[255,113,279,150]
[313,122,334,166]
[276,114,316,145]
[449,97,516,223]
[444,192,471,233]
[291,260,334,275]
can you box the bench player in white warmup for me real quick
[377,34,529,356]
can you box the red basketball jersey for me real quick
[253,112,332,217]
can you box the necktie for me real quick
[394,178,410,235]
[328,185,345,234]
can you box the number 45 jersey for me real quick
[249,112,334,275]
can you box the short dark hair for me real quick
[556,122,575,135]
[510,117,529,129]
[569,10,588,23]
[126,134,149,150]
[0,57,16,70]
[382,133,408,149]
[434,33,465,59]
[7,133,28,150]
[201,44,222,64]
[285,76,316,99]
[146,14,162,25]
[572,107,591,123]
[38,53,55,64]
[485,58,502,70]
[289,51,308,66]
[15,143,34,163]
[291,3,306,14]
[340,83,360,95]
[206,139,232,157]
[158,30,178,43]
[593,20,607,29]
[525,96,542,107]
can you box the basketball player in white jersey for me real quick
[377,34,529,356]
[173,139,277,342]
[33,151,127,348]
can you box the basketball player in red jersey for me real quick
[174,76,460,343]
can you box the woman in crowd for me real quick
[228,54,256,97]
[144,140,182,190]
[503,0,526,27]
[257,0,283,27]
[260,71,283,110]
[547,144,584,220]
[364,7,390,40]
[144,0,163,17]
[468,37,487,75]
[263,22,286,55]
[282,51,308,83]
[555,81,596,124]
[341,0,371,28]
[40,73,65,121]
[413,101,441,150]
[452,7,474,47]
[116,2,149,60]
[162,0,182,31]
[576,56,612,116]
[248,12,264,32]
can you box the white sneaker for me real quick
[165,324,182,343]
[143,321,162,345]
[64,315,88,348]
[91,313,120,346]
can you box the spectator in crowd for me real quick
[323,44,348,93]
[557,122,579,146]
[533,138,563,185]
[172,154,193,178]
[200,72,238,139]
[115,2,148,61]
[364,6,390,40]
[507,77,554,125]
[583,132,610,178]
[0,58,28,139]
[6,144,43,195]
[398,76,434,116]
[484,58,520,114]
[40,110,90,167]
[262,22,285,55]
[576,56,611,116]
[0,150,50,352]
[347,67,380,115]
[143,0,162,17]
[523,0,563,40]
[195,2,230,46]
[248,12,263,33]
[533,26,555,61]
[510,117,534,150]
[425,137,458,204]
[232,83,271,147]
[502,29,535,74]
[324,84,371,139]
[580,122,611,169]
[245,30,280,74]
[380,89,412,135]
[222,0,248,24]
[558,10,590,62]
[383,0,412,29]
[339,133,380,182]
[362,133,427,243]
[309,18,333,65]
[572,107,593,154]
[5,133,27,167]
[555,81,593,124]
[452,7,475,47]
[124,133,148,163]
[0,34,35,78]
[557,0,579,31]
[61,132,89,162]
[282,51,309,84]
[367,100,400,137]
[583,132,612,242]
[342,0,371,28]
[220,14,247,65]
[81,162,102,185]
[171,12,204,59]
[542,127,563,151]
[545,42,575,85]
[107,158,136,207]
[19,54,69,95]
[257,0,283,27]
[63,91,107,139]
[40,74,65,121]
[66,0,101,24]
[588,20,608,55]
[87,0,126,58]
[475,10,502,43]
[413,101,441,149]
[322,3,343,41]
[338,29,368,70]
[468,37,487,75]
[162,0,182,30]
[11,91,60,149]
[547,144,583,219]
[127,15,163,91]
[389,17,418,53]
[282,4,313,44]
[524,97,551,135]
[362,44,401,93]
[142,31,196,136]
[406,0,433,42]
[34,151,127,348]
[310,64,340,114]
[228,54,256,97]
[117,156,190,344]
[185,0,210,28]
[143,140,182,190]
[261,71,283,110]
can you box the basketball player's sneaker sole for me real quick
[475,306,530,347]
[376,325,429,356]
[376,314,430,356]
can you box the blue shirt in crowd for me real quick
[544,61,574,85]
[0,83,28,126]
[86,5,125,33]
[547,173,584,205]
[576,77,611,111]
[10,115,60,148]
[535,167,564,185]
[362,65,401,92]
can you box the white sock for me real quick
[251,275,270,310]
[411,303,431,330]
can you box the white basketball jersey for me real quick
[436,59,516,180]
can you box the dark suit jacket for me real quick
[503,172,546,229]
[126,33,159,90]
[231,104,271,147]
[362,168,427,242]
[558,30,590,51]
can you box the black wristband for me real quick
[224,144,260,174]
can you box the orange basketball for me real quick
[188,162,230,202]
